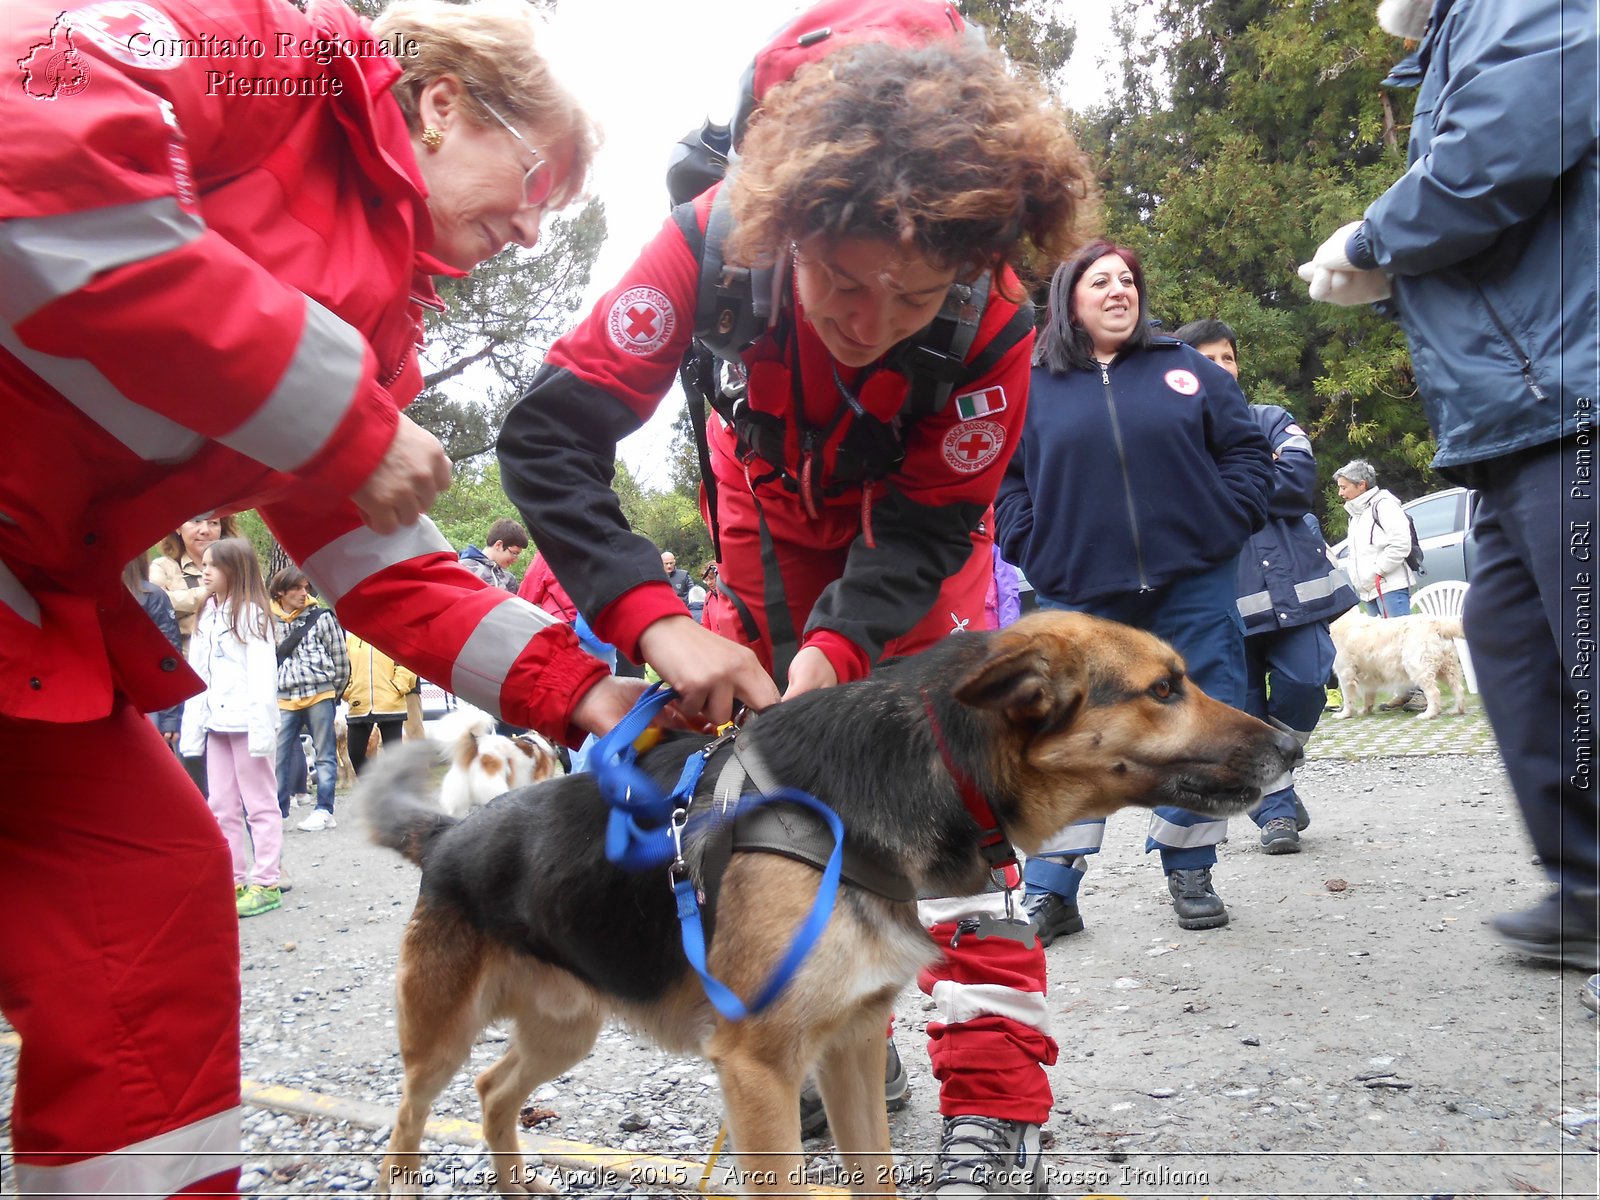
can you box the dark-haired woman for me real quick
[995,242,1273,942]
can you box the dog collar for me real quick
[920,688,1019,874]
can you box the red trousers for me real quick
[701,490,1055,1122]
[0,700,242,1197]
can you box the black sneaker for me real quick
[1292,794,1312,832]
[1260,817,1302,855]
[798,1037,908,1138]
[930,1115,1042,1198]
[1491,890,1600,971]
[1022,891,1085,947]
[1167,868,1229,930]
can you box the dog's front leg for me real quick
[708,1027,807,1197]
[813,1016,897,1197]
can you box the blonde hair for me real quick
[375,0,599,207]
[726,39,1098,286]
[158,515,239,565]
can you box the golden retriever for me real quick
[1330,608,1468,720]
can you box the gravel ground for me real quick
[3,746,1597,1198]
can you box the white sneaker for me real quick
[297,809,336,832]
[290,792,311,809]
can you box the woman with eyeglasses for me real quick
[0,2,651,1195]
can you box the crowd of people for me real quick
[1,0,1593,1197]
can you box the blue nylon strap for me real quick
[674,787,845,1021]
[591,685,845,1020]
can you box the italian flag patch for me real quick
[954,386,1007,420]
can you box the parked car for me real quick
[1329,485,1480,587]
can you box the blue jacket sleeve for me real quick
[1350,0,1599,275]
[1264,410,1318,520]
[1204,372,1273,536]
[994,445,1035,569]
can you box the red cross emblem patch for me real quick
[607,286,676,357]
[942,419,1005,475]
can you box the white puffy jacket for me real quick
[179,601,280,759]
[1342,487,1417,603]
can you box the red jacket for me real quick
[0,0,605,739]
[499,185,1033,681]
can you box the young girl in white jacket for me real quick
[180,537,283,917]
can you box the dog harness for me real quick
[591,684,851,1020]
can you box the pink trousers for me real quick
[205,731,281,887]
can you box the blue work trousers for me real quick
[1027,560,1248,897]
[1464,440,1599,891]
[1244,621,1335,825]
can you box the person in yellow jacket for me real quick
[343,634,418,776]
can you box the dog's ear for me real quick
[954,635,1085,732]
[510,736,538,761]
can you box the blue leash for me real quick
[590,685,844,1020]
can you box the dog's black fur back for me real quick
[361,632,1030,1006]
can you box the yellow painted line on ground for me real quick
[0,1035,846,1198]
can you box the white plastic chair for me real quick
[1411,580,1478,693]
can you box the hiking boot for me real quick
[1292,794,1311,832]
[1260,818,1302,855]
[1582,975,1600,1016]
[1167,868,1229,930]
[1022,891,1085,947]
[237,884,282,918]
[1379,687,1426,712]
[1491,890,1600,971]
[929,1115,1042,1198]
[798,1037,908,1138]
[297,808,336,832]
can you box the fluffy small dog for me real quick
[437,709,561,818]
[1331,608,1469,720]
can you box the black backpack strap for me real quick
[677,344,724,563]
[274,608,323,664]
[961,296,1036,382]
[895,272,991,417]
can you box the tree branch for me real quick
[423,339,502,389]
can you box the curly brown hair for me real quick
[725,39,1098,286]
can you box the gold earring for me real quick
[421,126,444,149]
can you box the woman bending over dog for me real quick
[497,4,1097,1190]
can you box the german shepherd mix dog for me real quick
[361,612,1300,1197]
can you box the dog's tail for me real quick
[354,740,458,868]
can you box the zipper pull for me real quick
[1522,361,1548,401]
[1100,364,1110,385]
[860,480,877,548]
[800,430,821,520]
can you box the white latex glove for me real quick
[1306,221,1366,272]
[1298,221,1391,305]
[1298,263,1393,306]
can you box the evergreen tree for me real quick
[1077,0,1438,534]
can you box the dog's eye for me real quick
[1148,679,1175,701]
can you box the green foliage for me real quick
[415,199,607,466]
[959,0,1077,86]
[1075,0,1444,526]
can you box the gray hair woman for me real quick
[1335,460,1416,615]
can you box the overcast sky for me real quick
[541,1,1120,486]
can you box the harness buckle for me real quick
[668,804,691,885]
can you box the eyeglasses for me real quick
[477,98,555,210]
